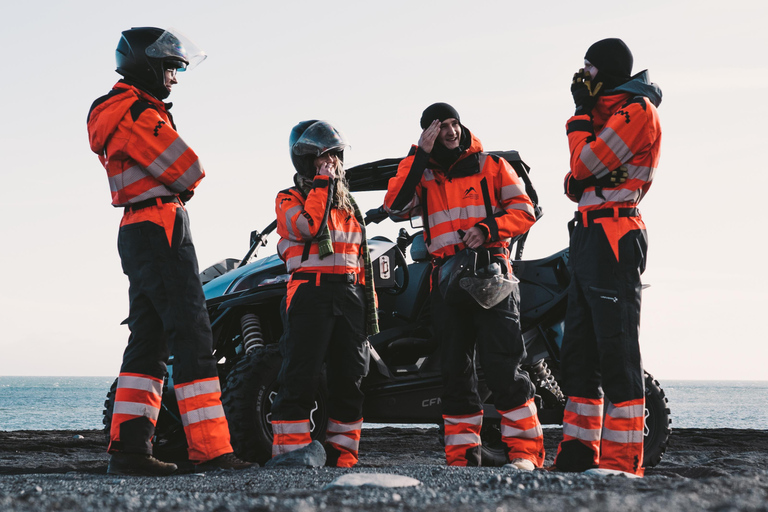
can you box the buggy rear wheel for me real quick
[221,344,329,464]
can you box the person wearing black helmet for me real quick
[552,38,662,478]
[384,103,544,470]
[87,27,252,476]
[270,120,378,468]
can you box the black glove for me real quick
[595,165,628,188]
[565,166,627,201]
[179,189,194,204]
[571,68,603,115]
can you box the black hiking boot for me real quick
[194,452,255,472]
[107,453,178,476]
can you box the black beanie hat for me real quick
[420,102,460,129]
[584,38,633,79]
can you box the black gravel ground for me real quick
[1,427,767,511]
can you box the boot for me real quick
[194,452,255,472]
[107,453,178,476]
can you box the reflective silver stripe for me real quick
[501,402,536,422]
[331,229,363,245]
[579,145,610,178]
[272,422,311,435]
[326,433,359,451]
[117,375,163,397]
[145,137,189,181]
[428,205,488,228]
[602,427,643,444]
[600,128,634,164]
[114,401,160,420]
[170,159,203,192]
[386,201,420,219]
[284,205,304,239]
[295,210,314,238]
[327,420,363,433]
[273,442,309,456]
[284,252,363,273]
[444,414,482,426]
[500,183,526,201]
[445,433,481,446]
[427,231,463,253]
[579,187,641,207]
[565,400,603,417]
[109,165,147,192]
[562,423,601,442]
[181,404,226,427]
[625,164,655,182]
[423,169,435,181]
[174,379,221,401]
[501,424,543,439]
[124,184,176,205]
[606,403,644,419]
[505,202,536,218]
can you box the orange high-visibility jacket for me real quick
[87,81,205,210]
[565,71,662,214]
[384,132,536,259]
[276,175,365,276]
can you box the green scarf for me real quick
[296,176,379,336]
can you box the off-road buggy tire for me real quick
[643,371,671,468]
[221,344,330,464]
[102,377,188,462]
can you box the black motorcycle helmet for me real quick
[115,27,189,100]
[289,120,349,178]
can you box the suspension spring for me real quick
[529,359,566,405]
[240,313,265,354]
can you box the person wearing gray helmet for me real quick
[270,120,378,467]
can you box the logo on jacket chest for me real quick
[463,186,480,200]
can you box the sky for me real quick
[1,0,766,381]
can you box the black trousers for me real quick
[271,277,369,423]
[431,266,535,415]
[560,222,647,404]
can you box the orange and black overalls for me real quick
[87,81,232,463]
[271,176,369,467]
[384,131,544,467]
[554,72,662,477]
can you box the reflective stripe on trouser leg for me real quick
[600,398,645,476]
[109,373,163,454]
[325,417,363,467]
[443,411,482,466]
[272,420,311,457]
[174,377,232,462]
[555,397,603,469]
[498,398,545,467]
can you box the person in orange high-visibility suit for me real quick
[87,27,251,476]
[384,103,543,470]
[270,120,377,468]
[551,38,662,478]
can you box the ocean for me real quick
[0,377,766,431]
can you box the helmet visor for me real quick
[145,27,207,71]
[459,272,519,309]
[292,121,349,157]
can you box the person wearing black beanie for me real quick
[552,39,663,478]
[384,104,544,470]
[584,38,634,90]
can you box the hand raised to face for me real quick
[418,119,442,154]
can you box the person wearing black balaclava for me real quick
[551,38,663,478]
[384,103,543,470]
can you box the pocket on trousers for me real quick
[588,286,622,338]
